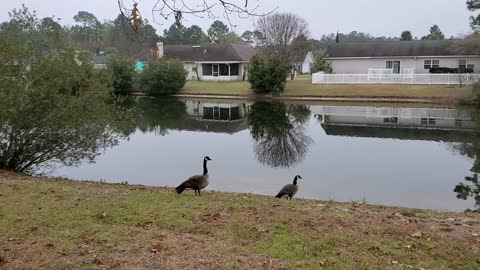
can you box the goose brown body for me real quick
[176,156,211,196]
[275,175,302,199]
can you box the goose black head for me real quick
[295,175,303,180]
[204,156,212,161]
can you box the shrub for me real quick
[138,59,187,95]
[0,45,127,173]
[312,49,332,73]
[248,54,290,94]
[430,67,474,74]
[106,53,136,93]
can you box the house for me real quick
[290,51,314,74]
[156,42,256,81]
[325,40,480,74]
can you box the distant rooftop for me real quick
[164,43,256,62]
[325,40,479,58]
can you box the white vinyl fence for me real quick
[312,72,480,85]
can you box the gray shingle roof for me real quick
[325,40,477,58]
[164,43,256,62]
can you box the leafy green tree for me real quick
[207,20,229,43]
[311,49,332,73]
[219,32,240,43]
[184,25,208,44]
[468,0,480,31]
[241,30,254,45]
[72,11,101,43]
[138,59,187,94]
[106,53,136,93]
[0,39,126,173]
[400,31,413,41]
[163,23,186,44]
[0,5,68,54]
[74,11,98,29]
[107,14,159,56]
[248,54,290,93]
[309,31,398,50]
[421,25,445,40]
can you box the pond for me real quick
[52,97,480,212]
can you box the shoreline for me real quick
[1,171,479,269]
[128,92,453,104]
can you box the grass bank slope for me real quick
[1,172,479,270]
[181,76,470,102]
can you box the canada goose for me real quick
[176,156,211,196]
[275,175,302,199]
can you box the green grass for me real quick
[1,172,479,269]
[180,75,471,101]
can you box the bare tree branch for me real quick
[118,0,277,30]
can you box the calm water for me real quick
[53,97,480,211]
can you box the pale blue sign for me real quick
[135,61,144,71]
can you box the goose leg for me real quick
[198,190,201,196]
[194,190,198,196]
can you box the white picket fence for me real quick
[312,72,480,85]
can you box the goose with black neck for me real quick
[175,156,211,196]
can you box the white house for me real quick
[291,51,314,74]
[157,42,256,81]
[325,40,480,74]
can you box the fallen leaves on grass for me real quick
[151,243,162,253]
[411,231,423,238]
[94,212,106,219]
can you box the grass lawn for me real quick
[180,75,471,101]
[1,172,479,269]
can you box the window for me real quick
[386,61,401,74]
[421,118,436,125]
[459,60,475,71]
[220,64,229,76]
[230,64,239,76]
[424,59,440,70]
[383,117,399,124]
[202,64,212,76]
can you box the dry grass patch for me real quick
[1,172,479,270]
[180,76,471,102]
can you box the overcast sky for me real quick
[1,0,474,39]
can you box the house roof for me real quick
[325,40,478,58]
[164,43,256,62]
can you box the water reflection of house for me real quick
[314,106,475,142]
[182,100,251,134]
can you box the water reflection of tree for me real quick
[453,109,480,210]
[119,97,188,136]
[248,102,313,168]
